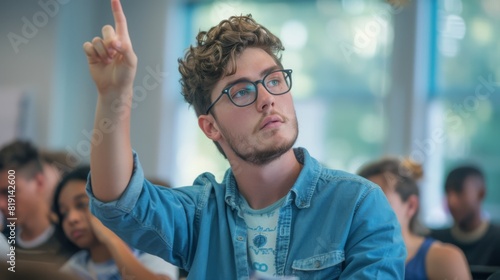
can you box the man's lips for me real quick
[260,115,284,129]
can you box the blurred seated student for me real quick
[0,140,77,266]
[40,149,76,205]
[53,166,178,280]
[429,166,500,274]
[358,157,471,280]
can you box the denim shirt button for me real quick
[237,236,244,241]
[314,260,321,268]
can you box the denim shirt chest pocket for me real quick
[291,250,344,279]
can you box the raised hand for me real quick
[87,0,134,204]
[83,0,137,96]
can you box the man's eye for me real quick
[233,89,251,98]
[230,83,254,99]
[267,79,280,87]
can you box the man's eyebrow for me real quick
[259,65,281,77]
[223,65,281,89]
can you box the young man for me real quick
[0,140,76,267]
[430,166,500,268]
[39,150,74,203]
[84,0,406,278]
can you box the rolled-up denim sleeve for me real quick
[86,151,144,219]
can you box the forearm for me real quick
[90,92,133,202]
[105,236,171,280]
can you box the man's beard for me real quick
[221,116,299,166]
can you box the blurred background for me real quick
[0,0,499,228]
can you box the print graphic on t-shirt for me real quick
[245,212,279,275]
[241,194,285,277]
[253,234,267,248]
[253,261,269,272]
[248,225,277,256]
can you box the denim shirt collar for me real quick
[223,147,321,210]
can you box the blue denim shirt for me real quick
[87,148,406,279]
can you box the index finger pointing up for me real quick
[111,0,129,39]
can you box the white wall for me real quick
[0,0,184,182]
[0,0,61,147]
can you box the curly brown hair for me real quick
[178,14,285,117]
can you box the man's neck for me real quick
[20,215,52,242]
[452,219,489,243]
[403,230,424,263]
[231,149,302,210]
[458,212,483,232]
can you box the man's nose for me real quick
[255,82,275,111]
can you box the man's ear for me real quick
[33,171,46,193]
[478,185,486,201]
[198,114,222,141]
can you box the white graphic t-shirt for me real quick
[240,195,287,277]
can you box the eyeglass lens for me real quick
[228,70,291,106]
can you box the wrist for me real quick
[104,234,129,255]
[97,91,133,118]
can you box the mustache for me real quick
[254,111,288,133]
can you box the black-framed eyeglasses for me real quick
[205,69,293,114]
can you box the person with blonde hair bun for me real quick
[358,157,472,280]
